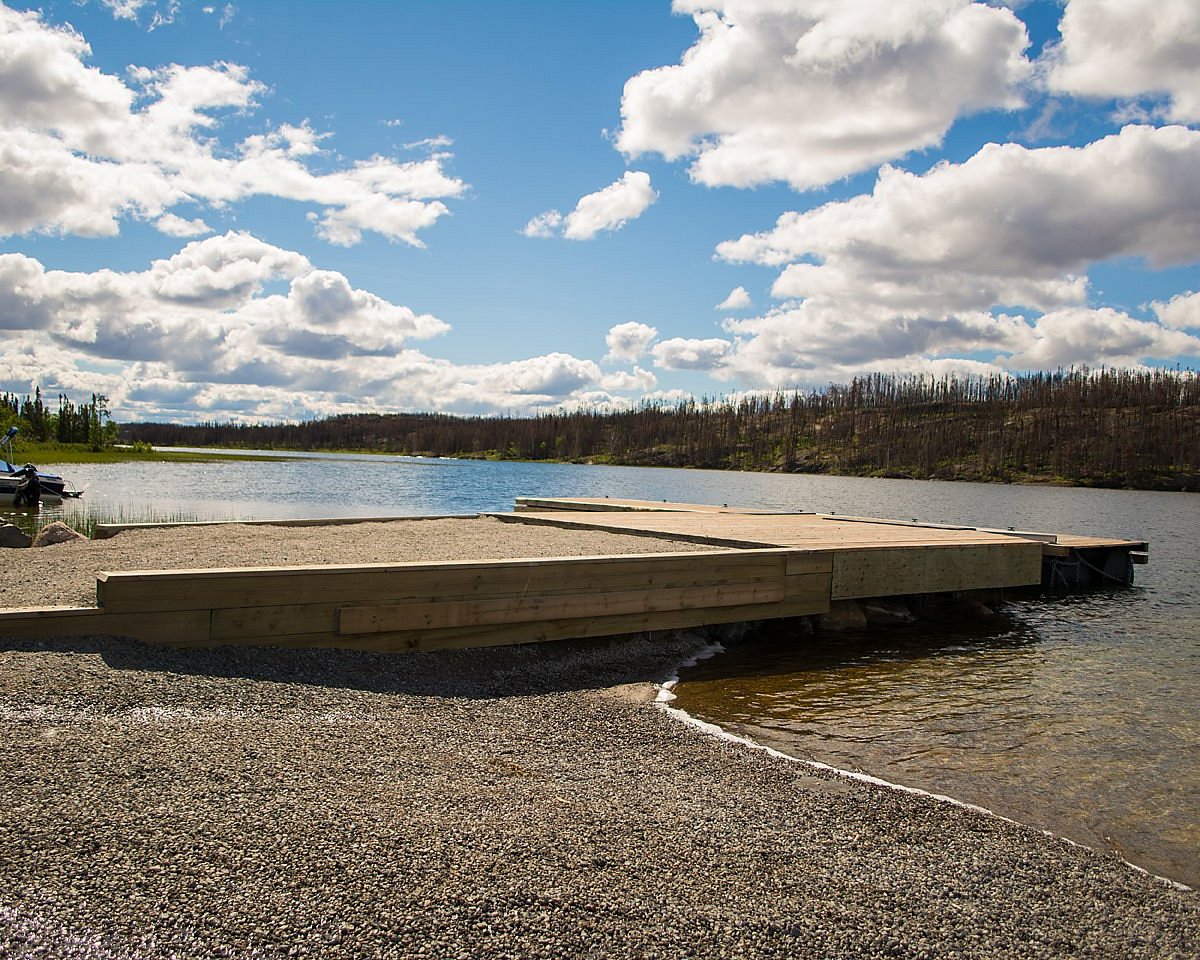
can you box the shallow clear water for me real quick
[7,451,1197,887]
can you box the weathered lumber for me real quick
[96,550,779,614]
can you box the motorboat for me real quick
[0,459,81,506]
[0,425,82,506]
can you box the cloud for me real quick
[525,172,657,240]
[0,231,442,369]
[1152,291,1200,331]
[600,367,658,392]
[147,232,311,306]
[402,134,454,151]
[98,0,182,30]
[617,0,1031,190]
[1007,307,1200,370]
[0,233,655,421]
[719,125,1200,315]
[99,0,152,20]
[716,286,751,311]
[475,353,603,399]
[0,255,56,331]
[713,299,1200,390]
[0,6,465,245]
[155,213,212,237]
[704,122,1200,388]
[564,171,657,240]
[522,210,564,239]
[651,337,734,371]
[1045,0,1200,123]
[605,321,659,361]
[722,301,1025,377]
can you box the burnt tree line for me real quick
[121,368,1200,490]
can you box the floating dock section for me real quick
[0,498,1147,652]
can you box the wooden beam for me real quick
[337,580,787,635]
[831,541,1042,599]
[97,549,784,614]
[0,606,105,630]
[215,590,832,653]
[785,552,833,576]
[0,607,211,645]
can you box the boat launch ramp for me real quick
[0,498,1147,651]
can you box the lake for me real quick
[9,450,1199,888]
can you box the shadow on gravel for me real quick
[0,631,708,700]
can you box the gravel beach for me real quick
[1,521,1197,957]
[0,516,716,610]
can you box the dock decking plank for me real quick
[1,497,1142,652]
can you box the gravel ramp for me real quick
[0,633,1196,959]
[0,520,1196,957]
[0,516,716,610]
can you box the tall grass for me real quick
[1,501,200,540]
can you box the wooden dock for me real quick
[0,498,1147,652]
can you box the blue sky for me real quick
[1,0,1198,422]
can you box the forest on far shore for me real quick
[116,369,1200,491]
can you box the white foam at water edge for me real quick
[655,640,726,705]
[652,661,1193,895]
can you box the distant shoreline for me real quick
[116,368,1200,493]
[100,440,1200,492]
[13,435,1198,492]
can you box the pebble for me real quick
[0,632,1196,958]
[0,517,715,610]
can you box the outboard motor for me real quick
[13,463,41,509]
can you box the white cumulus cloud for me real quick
[601,367,658,392]
[155,213,212,237]
[522,210,565,239]
[719,125,1200,315]
[617,0,1032,190]
[1152,291,1200,331]
[651,337,734,371]
[525,172,657,240]
[704,123,1200,389]
[0,5,465,245]
[716,286,752,311]
[605,321,659,361]
[0,233,659,421]
[1007,307,1200,370]
[1045,0,1200,123]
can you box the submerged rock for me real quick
[957,598,1000,619]
[33,521,87,547]
[860,598,917,626]
[0,523,31,548]
[815,599,868,632]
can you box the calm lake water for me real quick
[12,450,1199,888]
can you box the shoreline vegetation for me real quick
[0,390,288,467]
[6,441,288,466]
[118,368,1198,492]
[5,368,1198,489]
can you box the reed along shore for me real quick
[0,521,1196,958]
